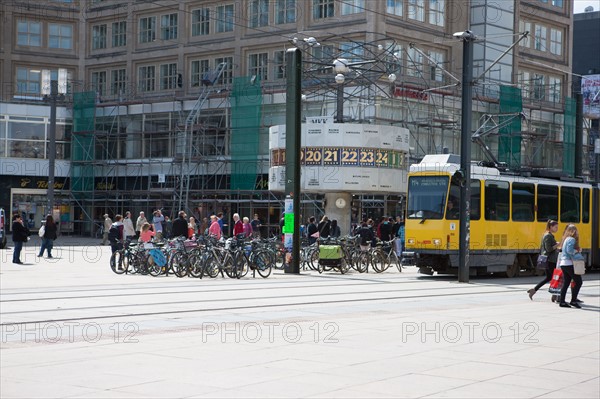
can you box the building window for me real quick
[386,43,402,75]
[552,0,563,7]
[17,20,41,47]
[519,21,531,47]
[340,42,364,63]
[249,53,268,82]
[533,73,545,100]
[191,8,210,36]
[313,0,334,19]
[191,59,210,87]
[550,28,562,56]
[386,0,403,16]
[49,23,73,49]
[91,71,106,96]
[216,4,234,33]
[112,21,126,47]
[160,63,178,90]
[275,0,296,24]
[161,13,178,40]
[429,50,443,82]
[139,16,156,43]
[407,46,423,77]
[92,24,107,50]
[408,0,425,22]
[341,0,364,15]
[249,0,269,27]
[111,69,127,95]
[429,0,444,27]
[273,50,286,79]
[313,44,335,61]
[16,67,41,95]
[138,66,155,92]
[548,76,561,103]
[215,57,233,85]
[534,24,547,51]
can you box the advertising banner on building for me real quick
[582,74,600,119]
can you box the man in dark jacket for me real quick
[12,214,30,264]
[172,211,188,238]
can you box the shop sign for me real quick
[19,178,65,190]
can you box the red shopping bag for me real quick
[548,268,563,294]
[548,268,575,295]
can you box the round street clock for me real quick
[335,198,347,209]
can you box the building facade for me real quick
[0,0,580,235]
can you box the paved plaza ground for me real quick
[1,236,599,398]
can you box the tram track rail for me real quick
[0,283,559,327]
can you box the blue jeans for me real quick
[39,238,54,257]
[13,241,23,263]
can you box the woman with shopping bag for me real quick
[527,220,560,300]
[557,224,584,308]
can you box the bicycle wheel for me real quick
[393,253,402,272]
[203,254,220,278]
[224,254,237,278]
[188,253,204,278]
[254,251,272,278]
[354,252,369,273]
[339,258,350,274]
[170,252,188,278]
[371,250,389,273]
[234,251,249,278]
[110,250,126,274]
[308,248,320,271]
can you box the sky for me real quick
[574,0,600,13]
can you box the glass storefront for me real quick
[10,189,73,232]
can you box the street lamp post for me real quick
[47,80,59,218]
[455,31,476,283]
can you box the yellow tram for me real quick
[403,154,600,276]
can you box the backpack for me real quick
[108,225,120,244]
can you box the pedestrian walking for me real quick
[123,211,136,241]
[102,214,112,245]
[135,211,147,239]
[557,224,584,308]
[172,211,188,238]
[330,219,341,238]
[527,220,560,300]
[11,214,30,264]
[250,214,262,237]
[242,217,252,238]
[38,215,58,258]
[232,213,243,237]
[208,215,222,240]
[108,215,124,254]
[152,210,165,240]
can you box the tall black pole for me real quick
[337,83,344,123]
[459,33,475,283]
[284,48,302,274]
[47,80,58,218]
[574,93,583,177]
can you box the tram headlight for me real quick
[433,239,441,246]
[407,238,415,245]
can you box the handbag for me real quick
[38,225,45,238]
[548,268,563,294]
[536,254,548,270]
[573,259,586,275]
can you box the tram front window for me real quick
[407,176,448,220]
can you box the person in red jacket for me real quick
[232,213,244,237]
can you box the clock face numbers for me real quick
[272,148,404,169]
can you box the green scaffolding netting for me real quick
[563,97,576,176]
[498,85,522,169]
[71,92,96,196]
[230,76,262,190]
